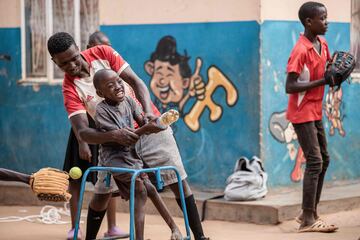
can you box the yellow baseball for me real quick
[69,167,82,180]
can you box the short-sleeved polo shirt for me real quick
[286,34,331,124]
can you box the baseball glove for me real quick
[30,168,71,202]
[325,51,356,91]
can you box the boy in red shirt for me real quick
[47,32,209,240]
[286,1,338,233]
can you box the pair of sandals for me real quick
[295,216,338,233]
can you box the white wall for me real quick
[99,0,260,25]
[0,0,20,28]
[261,0,351,22]
[100,0,351,25]
[0,0,351,29]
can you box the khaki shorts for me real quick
[94,170,118,194]
[94,127,187,194]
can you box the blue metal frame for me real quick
[73,166,191,240]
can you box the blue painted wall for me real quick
[0,22,260,190]
[0,28,69,174]
[261,21,360,186]
[1,20,357,190]
[102,21,261,190]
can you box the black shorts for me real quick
[63,115,98,184]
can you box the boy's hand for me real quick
[135,118,165,136]
[324,72,342,86]
[146,118,166,134]
[144,112,157,124]
[111,128,139,146]
[79,142,92,162]
[325,51,356,90]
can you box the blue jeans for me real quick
[293,120,330,211]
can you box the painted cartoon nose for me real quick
[159,77,167,85]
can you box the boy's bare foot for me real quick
[170,228,183,240]
[295,211,319,223]
[299,219,316,230]
[67,228,82,240]
[104,226,130,238]
[298,210,317,230]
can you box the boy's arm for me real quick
[78,140,92,163]
[69,121,93,162]
[133,113,146,127]
[129,97,164,136]
[70,113,139,146]
[0,168,30,184]
[134,119,165,136]
[285,72,327,94]
[129,97,147,127]
[120,66,155,119]
[70,137,92,162]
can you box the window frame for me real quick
[19,0,81,85]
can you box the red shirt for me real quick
[62,45,160,124]
[286,35,331,124]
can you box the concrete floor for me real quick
[2,180,360,225]
[0,206,359,240]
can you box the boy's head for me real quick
[87,31,111,49]
[298,2,328,35]
[47,32,82,77]
[94,69,125,104]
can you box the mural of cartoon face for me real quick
[145,36,194,111]
[146,59,190,106]
[145,35,237,132]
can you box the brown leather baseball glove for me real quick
[325,51,356,91]
[30,168,71,202]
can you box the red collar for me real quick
[299,34,326,49]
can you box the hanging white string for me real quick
[0,203,84,224]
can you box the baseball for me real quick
[69,167,82,180]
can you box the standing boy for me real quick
[285,1,338,233]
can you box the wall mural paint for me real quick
[102,21,260,190]
[2,20,356,188]
[0,28,68,174]
[144,36,238,132]
[324,87,345,137]
[268,88,346,182]
[269,111,305,182]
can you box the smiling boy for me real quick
[47,32,209,240]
